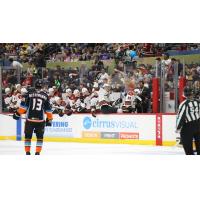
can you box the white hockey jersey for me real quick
[10,93,22,109]
[4,95,12,106]
[122,91,142,112]
[83,95,91,110]
[98,88,111,107]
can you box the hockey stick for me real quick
[91,110,97,118]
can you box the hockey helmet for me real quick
[93,82,99,88]
[35,79,43,89]
[73,89,80,97]
[66,88,72,93]
[82,87,88,95]
[54,96,61,104]
[5,88,11,94]
[15,84,21,90]
[48,88,54,93]
[134,88,141,95]
[21,87,28,95]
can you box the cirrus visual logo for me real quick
[83,117,92,129]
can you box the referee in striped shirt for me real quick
[176,86,200,155]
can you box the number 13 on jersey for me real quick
[32,98,43,111]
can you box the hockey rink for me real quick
[0,140,184,155]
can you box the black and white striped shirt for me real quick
[176,99,200,130]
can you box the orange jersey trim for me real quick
[45,112,53,120]
[17,107,27,115]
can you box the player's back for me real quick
[24,89,51,122]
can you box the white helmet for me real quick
[73,89,80,97]
[21,87,28,95]
[5,88,11,94]
[73,89,80,95]
[93,82,98,88]
[134,88,141,95]
[15,84,21,90]
[82,87,88,93]
[66,88,72,93]
[48,88,54,96]
[48,88,54,93]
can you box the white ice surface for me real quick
[0,140,184,155]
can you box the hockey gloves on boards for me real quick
[13,112,20,120]
[58,109,64,117]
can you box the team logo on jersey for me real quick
[83,117,92,129]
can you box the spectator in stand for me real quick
[177,59,183,76]
[97,68,109,86]
[115,45,125,64]
[34,50,46,68]
[9,58,23,69]
[196,64,200,76]
[129,45,138,60]
[193,80,200,99]
[162,53,171,66]
[26,63,35,76]
[1,43,199,66]
[191,68,200,83]
[79,64,89,84]
[94,55,104,71]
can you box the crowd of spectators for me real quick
[1,56,155,95]
[1,43,200,66]
[1,43,200,113]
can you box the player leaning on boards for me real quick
[176,87,200,155]
[13,80,53,155]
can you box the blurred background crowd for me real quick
[1,43,200,113]
[1,43,200,64]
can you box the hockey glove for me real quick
[66,109,73,116]
[46,119,52,126]
[58,109,64,117]
[13,112,20,120]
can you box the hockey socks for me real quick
[35,139,43,155]
[25,139,31,155]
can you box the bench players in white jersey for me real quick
[81,87,91,112]
[98,83,122,114]
[122,89,142,113]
